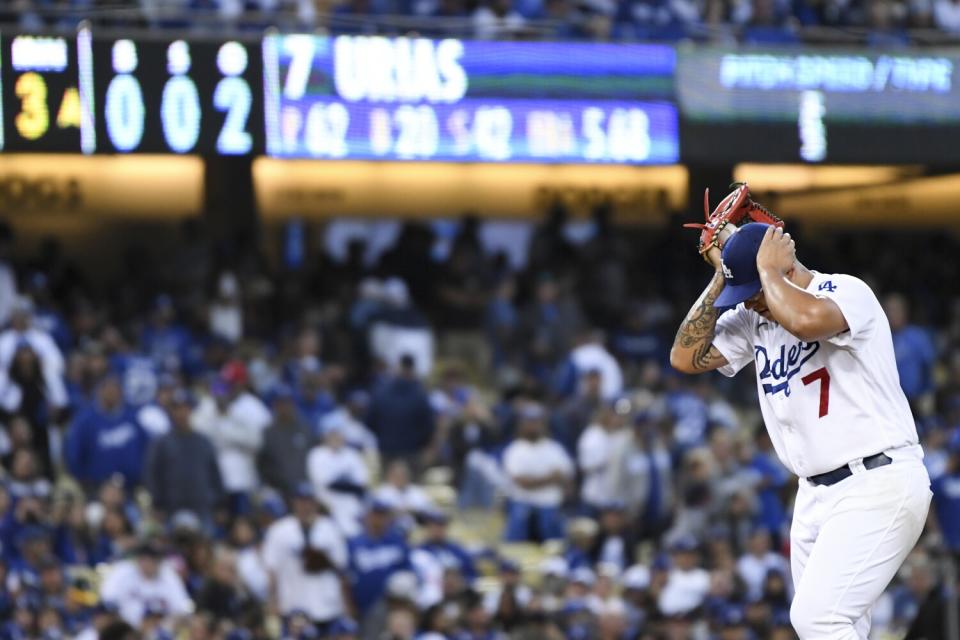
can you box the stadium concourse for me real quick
[0,211,957,640]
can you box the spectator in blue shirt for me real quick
[140,295,196,376]
[749,430,789,545]
[293,361,337,434]
[931,433,960,552]
[416,509,477,584]
[885,294,937,403]
[65,376,149,490]
[367,355,436,468]
[347,499,412,615]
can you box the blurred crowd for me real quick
[7,0,960,42]
[0,207,959,640]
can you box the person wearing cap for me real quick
[608,410,673,540]
[670,220,932,639]
[65,375,149,490]
[576,397,631,514]
[502,402,574,542]
[99,541,193,627]
[191,362,272,514]
[258,384,313,496]
[262,482,350,629]
[307,421,370,537]
[410,508,476,608]
[416,508,477,584]
[658,536,710,618]
[346,497,412,616]
[144,389,223,527]
[7,526,55,594]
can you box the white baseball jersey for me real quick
[712,271,920,478]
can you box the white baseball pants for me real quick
[789,455,931,639]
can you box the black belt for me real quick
[806,453,892,487]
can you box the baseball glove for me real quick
[683,183,784,256]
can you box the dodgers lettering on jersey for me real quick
[712,272,921,477]
[755,340,820,396]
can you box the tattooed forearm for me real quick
[670,271,728,373]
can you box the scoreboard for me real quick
[0,30,679,164]
[0,32,89,152]
[263,36,679,164]
[93,36,263,154]
[0,30,263,155]
[9,30,959,165]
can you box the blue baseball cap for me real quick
[715,223,771,308]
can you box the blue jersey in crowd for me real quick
[891,325,936,400]
[417,540,477,583]
[750,451,789,536]
[347,530,412,612]
[110,354,160,407]
[64,405,149,487]
[931,472,960,551]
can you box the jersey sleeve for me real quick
[712,305,755,377]
[811,274,878,348]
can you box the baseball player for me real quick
[671,186,931,639]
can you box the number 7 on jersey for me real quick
[801,367,830,418]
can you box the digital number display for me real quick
[677,47,960,164]
[0,33,89,152]
[264,35,679,164]
[92,36,264,154]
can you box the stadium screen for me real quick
[0,29,264,155]
[677,47,960,164]
[262,35,680,164]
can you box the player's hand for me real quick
[704,223,737,270]
[756,225,796,276]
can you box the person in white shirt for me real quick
[502,403,574,542]
[261,483,349,625]
[373,459,433,521]
[657,536,711,617]
[307,423,370,537]
[577,398,630,512]
[568,332,624,401]
[191,362,271,513]
[671,216,931,639]
[99,541,194,626]
[320,390,379,455]
[736,527,790,602]
[0,296,69,417]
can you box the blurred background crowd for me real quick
[0,206,958,640]
[7,0,960,44]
